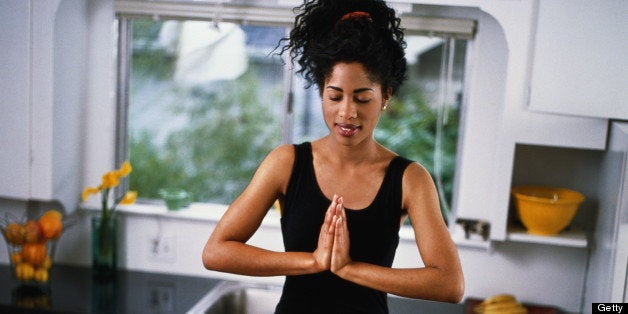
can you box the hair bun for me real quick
[341,11,372,22]
[278,0,407,93]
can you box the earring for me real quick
[382,104,388,111]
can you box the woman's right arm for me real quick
[202,144,338,276]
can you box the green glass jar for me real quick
[91,216,117,279]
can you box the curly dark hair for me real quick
[278,0,407,95]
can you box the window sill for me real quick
[83,202,496,250]
[82,202,429,240]
[80,201,282,227]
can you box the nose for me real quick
[337,98,357,120]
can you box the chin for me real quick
[333,134,368,147]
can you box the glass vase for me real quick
[1,216,59,286]
[91,215,118,279]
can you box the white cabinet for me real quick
[0,0,87,213]
[528,0,628,120]
[0,1,32,199]
[449,1,609,245]
[584,122,628,305]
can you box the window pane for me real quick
[127,19,285,204]
[376,36,466,218]
[291,35,466,219]
[290,74,328,144]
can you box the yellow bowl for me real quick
[511,186,585,236]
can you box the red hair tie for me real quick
[341,11,372,22]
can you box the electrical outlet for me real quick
[147,282,175,312]
[150,236,176,262]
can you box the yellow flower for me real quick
[82,186,101,201]
[101,171,120,188]
[82,162,137,216]
[117,161,132,177]
[120,191,137,205]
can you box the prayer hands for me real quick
[313,194,352,275]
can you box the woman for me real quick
[202,0,464,312]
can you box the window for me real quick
[377,36,467,220]
[116,2,472,221]
[124,19,285,204]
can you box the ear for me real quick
[382,87,393,110]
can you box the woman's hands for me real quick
[311,194,339,272]
[331,198,352,275]
[312,194,353,275]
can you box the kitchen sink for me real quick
[188,280,464,314]
[186,281,283,314]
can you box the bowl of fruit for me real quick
[1,210,65,284]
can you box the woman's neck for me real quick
[318,135,381,166]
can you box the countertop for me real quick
[0,264,222,313]
[0,264,465,313]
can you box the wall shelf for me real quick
[506,225,588,248]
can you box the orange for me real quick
[42,210,62,221]
[33,268,49,282]
[22,243,47,266]
[39,214,63,240]
[4,223,25,245]
[15,262,34,281]
[11,251,23,264]
[23,220,41,243]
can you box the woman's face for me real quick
[322,62,390,146]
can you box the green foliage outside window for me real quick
[127,20,281,204]
[126,20,460,215]
[129,68,281,204]
[375,92,459,221]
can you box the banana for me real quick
[473,294,528,314]
[482,294,517,305]
[483,302,525,311]
[483,307,527,314]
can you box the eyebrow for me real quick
[326,86,374,93]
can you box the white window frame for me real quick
[113,0,476,162]
[111,0,475,223]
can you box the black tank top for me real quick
[275,142,413,314]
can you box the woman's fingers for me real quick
[312,194,340,272]
[323,194,338,234]
[334,206,348,248]
[331,201,352,274]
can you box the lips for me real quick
[335,123,361,137]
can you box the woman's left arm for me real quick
[330,163,464,303]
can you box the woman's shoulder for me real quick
[265,143,297,166]
[400,160,436,196]
[253,144,298,195]
[403,161,430,179]
[381,148,431,185]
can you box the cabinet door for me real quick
[528,0,628,119]
[583,122,628,305]
[0,1,31,199]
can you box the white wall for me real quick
[53,0,89,213]
[0,1,31,198]
[0,0,87,212]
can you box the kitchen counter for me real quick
[0,264,465,313]
[0,264,222,313]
